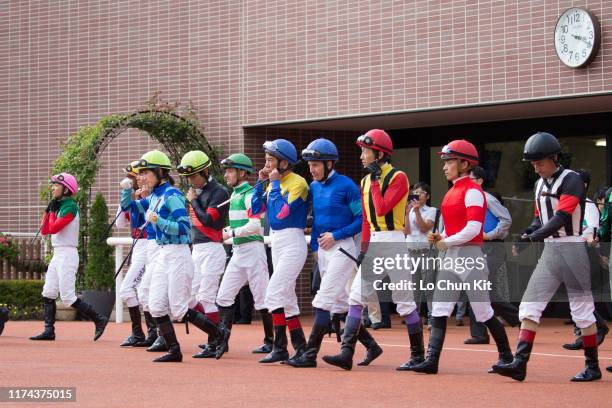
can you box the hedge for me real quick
[0,280,45,320]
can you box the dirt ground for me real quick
[1,317,610,407]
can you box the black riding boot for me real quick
[287,324,328,368]
[491,340,533,381]
[30,297,56,341]
[152,315,182,363]
[186,308,230,360]
[218,306,234,355]
[397,330,425,371]
[286,316,307,363]
[197,333,216,358]
[571,344,602,382]
[252,309,274,354]
[321,320,360,371]
[484,316,513,373]
[134,311,158,347]
[120,306,146,347]
[146,330,168,352]
[70,298,109,341]
[412,316,447,374]
[0,306,8,336]
[259,321,289,363]
[356,325,383,366]
[219,306,234,330]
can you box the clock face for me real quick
[554,8,600,68]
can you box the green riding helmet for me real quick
[221,153,254,174]
[177,150,211,176]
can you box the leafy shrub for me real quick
[0,280,45,320]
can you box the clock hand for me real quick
[570,33,593,48]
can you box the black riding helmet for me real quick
[523,132,562,161]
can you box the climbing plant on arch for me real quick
[48,99,221,273]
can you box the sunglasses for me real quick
[124,165,137,174]
[357,135,374,146]
[357,134,391,154]
[220,158,237,167]
[263,141,276,152]
[440,145,478,162]
[221,158,254,174]
[263,142,286,162]
[177,163,208,175]
[134,159,172,170]
[49,175,69,189]
[301,149,336,160]
[440,145,453,155]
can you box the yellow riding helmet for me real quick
[177,150,211,176]
[124,160,140,176]
[136,150,172,170]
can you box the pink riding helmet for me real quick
[50,173,78,195]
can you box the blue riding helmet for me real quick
[263,139,298,165]
[302,138,339,162]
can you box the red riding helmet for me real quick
[356,129,393,156]
[438,140,479,165]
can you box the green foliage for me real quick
[0,280,45,320]
[0,232,20,263]
[43,94,221,288]
[10,259,47,274]
[49,115,128,203]
[0,232,47,273]
[84,193,115,291]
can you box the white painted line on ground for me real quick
[323,340,612,360]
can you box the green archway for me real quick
[48,98,221,272]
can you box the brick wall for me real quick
[4,1,612,231]
[3,1,612,309]
[1,0,243,231]
[241,0,612,124]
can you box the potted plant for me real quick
[81,193,116,319]
[0,232,20,265]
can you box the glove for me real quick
[120,178,133,190]
[427,232,442,245]
[222,227,234,241]
[145,210,158,224]
[46,199,60,213]
[514,234,532,254]
[357,252,366,267]
[366,162,382,181]
[435,239,448,251]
